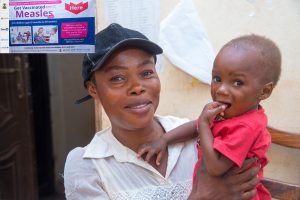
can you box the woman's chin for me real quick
[123,112,156,130]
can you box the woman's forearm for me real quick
[190,158,259,200]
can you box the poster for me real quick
[103,0,160,43]
[103,0,162,71]
[0,0,9,53]
[9,0,95,53]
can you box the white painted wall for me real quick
[96,0,300,184]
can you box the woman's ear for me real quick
[86,81,98,100]
[259,82,274,100]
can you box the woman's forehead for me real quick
[101,48,155,70]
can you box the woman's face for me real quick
[88,48,161,131]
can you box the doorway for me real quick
[28,54,57,198]
[0,54,62,199]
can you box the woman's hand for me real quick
[189,157,260,200]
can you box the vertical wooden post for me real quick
[94,0,105,132]
[94,100,102,132]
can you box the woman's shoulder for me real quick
[64,146,98,185]
[65,147,93,172]
[66,147,86,162]
[64,147,108,198]
[155,115,190,132]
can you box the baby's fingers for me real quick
[137,146,150,158]
[145,150,156,163]
[212,104,227,115]
[156,151,163,166]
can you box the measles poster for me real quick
[9,0,95,53]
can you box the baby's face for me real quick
[211,47,265,119]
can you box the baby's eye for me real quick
[212,76,221,83]
[142,70,154,78]
[233,80,243,86]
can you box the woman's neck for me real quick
[111,118,165,153]
[111,118,168,177]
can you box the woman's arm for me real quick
[189,157,260,200]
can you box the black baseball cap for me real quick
[76,23,163,104]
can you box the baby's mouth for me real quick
[217,101,231,109]
[223,103,231,109]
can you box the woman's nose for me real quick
[128,78,145,96]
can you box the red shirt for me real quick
[194,106,271,200]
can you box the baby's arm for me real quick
[197,102,234,176]
[164,120,198,143]
[137,120,198,165]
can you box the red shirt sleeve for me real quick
[213,123,257,168]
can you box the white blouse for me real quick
[64,116,198,200]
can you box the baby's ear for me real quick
[259,82,274,100]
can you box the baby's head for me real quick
[211,34,281,118]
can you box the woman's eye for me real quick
[234,80,243,86]
[110,75,125,82]
[212,76,221,82]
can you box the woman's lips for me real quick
[125,101,152,114]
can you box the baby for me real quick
[138,34,281,200]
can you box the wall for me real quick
[96,0,300,184]
[47,54,95,192]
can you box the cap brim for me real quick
[75,94,92,104]
[92,38,163,72]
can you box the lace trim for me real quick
[109,180,192,200]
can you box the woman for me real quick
[64,23,259,199]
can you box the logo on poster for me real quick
[2,3,7,9]
[65,2,88,14]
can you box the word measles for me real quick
[14,5,54,18]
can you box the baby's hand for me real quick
[198,101,227,125]
[137,136,167,165]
